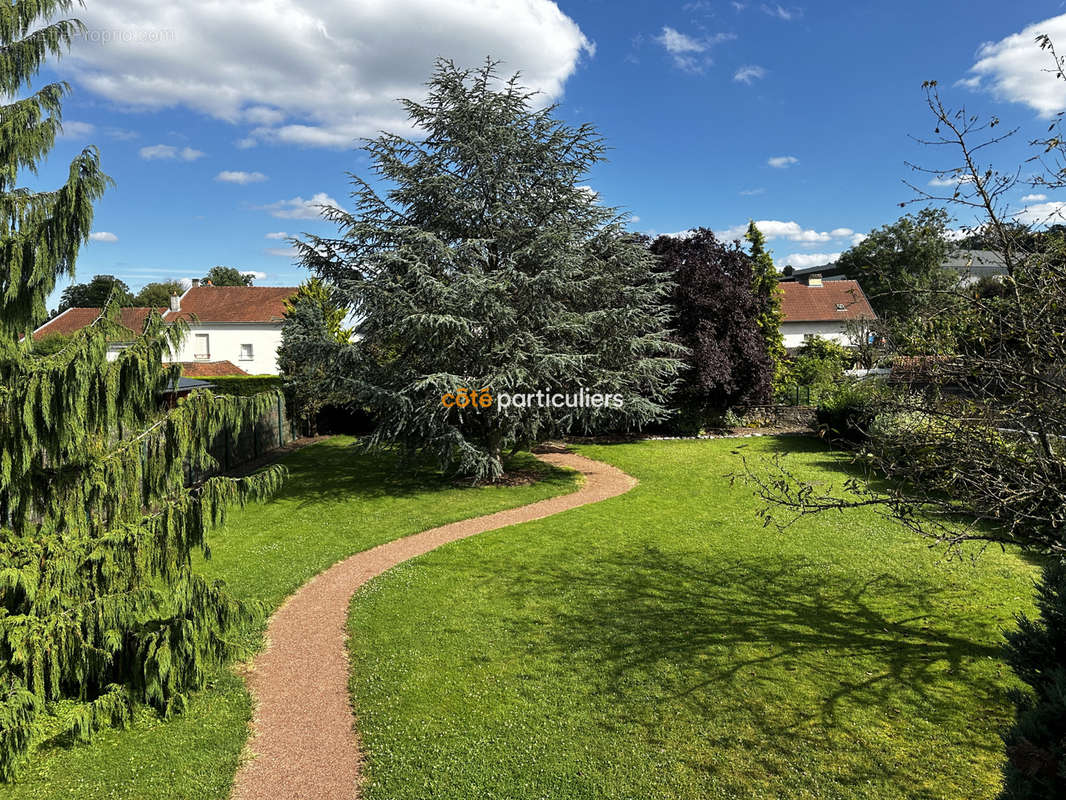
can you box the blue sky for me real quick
[32,1,1066,307]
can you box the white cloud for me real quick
[266,247,300,257]
[761,4,799,21]
[139,144,205,161]
[240,270,267,280]
[1021,193,1048,202]
[779,252,841,268]
[962,14,1066,118]
[927,172,974,187]
[829,227,853,237]
[767,155,798,168]
[1015,200,1066,225]
[654,26,734,72]
[59,121,95,139]
[733,65,766,84]
[105,127,139,141]
[265,231,289,240]
[850,232,867,246]
[89,231,118,242]
[215,170,268,184]
[63,1,594,149]
[740,187,765,196]
[257,192,340,220]
[656,26,705,55]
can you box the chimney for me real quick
[805,273,823,287]
[169,294,181,312]
[191,278,200,288]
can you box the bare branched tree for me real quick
[741,34,1066,797]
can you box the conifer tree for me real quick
[745,221,786,386]
[296,59,682,480]
[0,1,283,778]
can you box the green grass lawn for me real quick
[0,437,577,800]
[347,437,1038,800]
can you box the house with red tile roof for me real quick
[778,274,876,351]
[31,283,297,374]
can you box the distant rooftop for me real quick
[779,279,876,322]
[32,285,299,339]
[780,248,1008,282]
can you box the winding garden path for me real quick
[230,451,637,800]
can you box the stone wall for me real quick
[737,404,817,429]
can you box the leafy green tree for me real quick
[0,2,283,778]
[835,208,953,339]
[745,221,786,385]
[58,273,134,311]
[278,278,351,434]
[296,59,681,480]
[202,265,253,286]
[133,279,184,307]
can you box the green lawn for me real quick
[0,437,577,800]
[347,437,1037,800]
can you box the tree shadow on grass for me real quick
[264,440,573,509]
[504,546,1008,792]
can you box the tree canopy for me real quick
[133,279,184,307]
[834,208,954,344]
[58,273,134,312]
[745,221,786,386]
[650,228,773,418]
[203,266,253,286]
[295,59,681,480]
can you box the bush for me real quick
[815,380,881,445]
[792,337,851,387]
[999,558,1066,799]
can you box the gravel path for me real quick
[230,451,637,800]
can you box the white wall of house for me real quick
[163,323,284,374]
[781,321,857,350]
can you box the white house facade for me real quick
[31,284,298,376]
[163,322,284,374]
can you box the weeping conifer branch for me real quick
[0,1,285,778]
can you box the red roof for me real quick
[178,360,249,377]
[779,280,876,322]
[32,306,164,338]
[163,286,296,324]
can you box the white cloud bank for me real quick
[65,0,594,149]
[718,219,843,244]
[89,231,118,242]
[1015,200,1066,225]
[779,252,841,269]
[962,13,1066,117]
[767,155,798,168]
